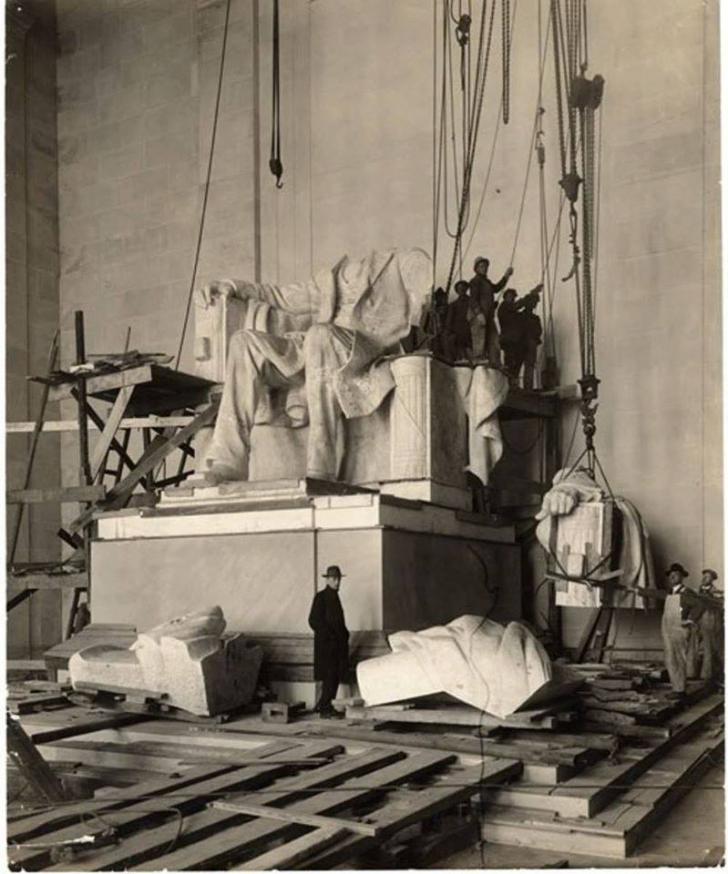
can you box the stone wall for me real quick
[56,0,257,369]
[6,0,62,658]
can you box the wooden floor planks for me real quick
[480,725,724,858]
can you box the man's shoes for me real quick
[319,707,344,720]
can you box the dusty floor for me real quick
[437,764,725,869]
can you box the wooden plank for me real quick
[235,825,347,871]
[147,751,459,871]
[212,800,380,836]
[480,727,723,859]
[53,748,407,871]
[6,713,66,804]
[6,486,106,505]
[302,760,515,869]
[29,712,151,746]
[306,722,593,768]
[487,693,724,819]
[39,738,335,773]
[9,754,318,870]
[346,704,570,730]
[10,694,71,715]
[89,384,135,478]
[9,573,88,593]
[9,740,323,857]
[506,729,620,753]
[7,416,195,434]
[48,365,153,402]
[6,659,46,672]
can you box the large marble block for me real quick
[68,606,263,717]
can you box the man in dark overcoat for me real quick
[308,565,349,718]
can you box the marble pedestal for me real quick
[91,483,521,706]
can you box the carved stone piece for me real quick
[356,614,581,719]
[69,606,263,716]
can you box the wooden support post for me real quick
[64,587,82,641]
[8,331,59,567]
[6,711,66,803]
[74,312,92,487]
[89,384,135,480]
[7,589,36,612]
[114,428,132,484]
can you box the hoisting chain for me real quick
[550,0,567,181]
[269,0,283,188]
[502,0,511,123]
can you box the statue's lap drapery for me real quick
[201,249,433,482]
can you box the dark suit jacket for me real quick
[308,587,349,681]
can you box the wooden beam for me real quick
[30,713,152,745]
[89,384,135,479]
[236,825,347,871]
[6,711,66,803]
[7,416,196,434]
[211,800,380,836]
[8,573,88,592]
[6,485,106,505]
[7,589,35,611]
[47,364,153,402]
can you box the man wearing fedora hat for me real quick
[308,565,349,718]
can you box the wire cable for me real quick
[174,0,232,369]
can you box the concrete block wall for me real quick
[6,1,63,658]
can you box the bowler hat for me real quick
[702,568,718,581]
[666,562,689,578]
[322,565,345,579]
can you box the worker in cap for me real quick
[469,256,513,363]
[661,561,694,693]
[698,569,723,682]
[308,565,349,718]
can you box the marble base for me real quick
[91,491,521,638]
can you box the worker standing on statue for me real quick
[469,257,513,364]
[521,291,543,391]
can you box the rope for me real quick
[461,0,520,263]
[443,0,498,293]
[174,0,232,369]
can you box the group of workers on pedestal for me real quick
[429,256,544,388]
[661,562,723,694]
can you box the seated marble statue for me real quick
[197,249,432,484]
[535,467,656,607]
[68,606,263,717]
[356,614,581,719]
